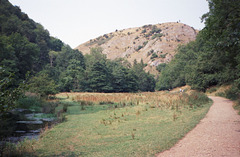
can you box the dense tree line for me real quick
[40,47,155,93]
[156,0,240,92]
[0,0,63,84]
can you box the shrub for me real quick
[27,73,58,98]
[99,101,114,105]
[207,87,217,93]
[142,24,152,28]
[160,54,167,58]
[17,96,43,112]
[103,34,109,38]
[78,100,93,106]
[216,79,240,100]
[151,33,163,40]
[151,53,158,59]
[216,92,225,97]
[42,102,58,114]
[143,41,148,46]
[156,63,167,72]
[151,25,161,34]
[144,33,151,38]
[188,91,209,108]
[225,86,239,100]
[144,26,162,38]
[147,49,154,56]
[0,70,27,114]
[136,45,143,51]
[141,29,146,34]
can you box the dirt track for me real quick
[157,96,240,157]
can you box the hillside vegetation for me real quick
[156,0,240,94]
[0,0,64,81]
[76,22,197,74]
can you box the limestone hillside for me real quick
[75,22,198,74]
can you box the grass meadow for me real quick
[2,90,212,157]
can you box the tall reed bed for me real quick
[58,90,209,110]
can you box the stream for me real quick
[0,108,56,144]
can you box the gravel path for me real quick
[157,96,240,157]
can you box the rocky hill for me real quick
[76,22,198,74]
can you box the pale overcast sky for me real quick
[9,0,209,48]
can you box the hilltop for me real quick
[76,22,198,74]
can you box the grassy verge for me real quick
[2,91,212,156]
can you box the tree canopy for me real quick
[156,0,240,91]
[0,0,156,97]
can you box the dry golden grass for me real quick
[206,85,231,96]
[57,88,195,111]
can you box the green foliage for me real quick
[136,45,143,51]
[156,0,240,91]
[156,50,187,90]
[159,54,167,58]
[0,68,27,114]
[51,46,85,92]
[145,25,162,38]
[111,64,137,92]
[151,25,162,34]
[83,52,155,92]
[141,29,146,34]
[132,60,155,92]
[143,41,148,46]
[49,37,63,51]
[136,41,148,52]
[0,0,64,84]
[0,33,39,81]
[150,53,158,60]
[147,49,154,56]
[28,73,58,98]
[58,58,85,92]
[207,87,217,93]
[17,96,43,112]
[87,61,113,92]
[44,46,155,93]
[188,91,210,108]
[225,79,240,100]
[225,87,239,100]
[151,33,163,40]
[156,63,166,72]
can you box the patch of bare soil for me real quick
[157,96,240,157]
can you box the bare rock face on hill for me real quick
[75,22,198,74]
